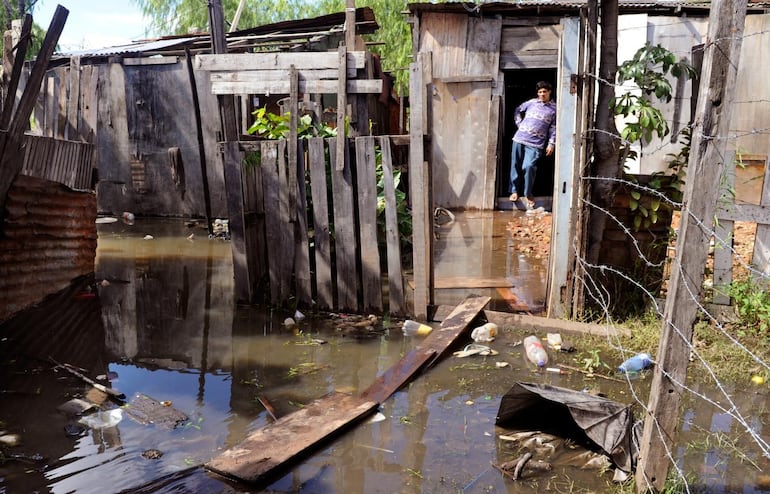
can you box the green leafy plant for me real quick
[724,276,770,335]
[246,108,336,140]
[613,43,696,230]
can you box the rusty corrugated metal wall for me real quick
[0,175,97,322]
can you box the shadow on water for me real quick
[0,216,769,493]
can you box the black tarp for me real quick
[495,382,636,473]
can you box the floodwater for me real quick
[1,212,769,493]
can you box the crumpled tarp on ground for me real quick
[495,382,636,473]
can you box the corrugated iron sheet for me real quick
[0,175,97,322]
[57,37,198,58]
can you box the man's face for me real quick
[537,88,551,102]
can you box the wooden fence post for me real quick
[208,0,251,303]
[635,0,747,491]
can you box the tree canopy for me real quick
[131,0,418,95]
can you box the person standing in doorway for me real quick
[509,81,556,211]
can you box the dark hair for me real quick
[536,81,552,91]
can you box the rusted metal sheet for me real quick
[0,175,96,322]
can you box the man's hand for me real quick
[545,144,554,156]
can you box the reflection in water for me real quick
[0,217,768,493]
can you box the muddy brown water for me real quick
[1,213,769,493]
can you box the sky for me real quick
[33,0,150,52]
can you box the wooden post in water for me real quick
[207,0,251,303]
[635,0,747,491]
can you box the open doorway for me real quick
[498,69,558,207]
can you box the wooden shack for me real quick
[405,1,770,318]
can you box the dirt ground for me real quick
[507,211,757,281]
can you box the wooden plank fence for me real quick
[20,134,95,191]
[713,153,770,304]
[240,135,405,315]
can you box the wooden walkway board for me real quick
[422,294,491,366]
[360,348,435,403]
[206,392,377,484]
[361,294,490,403]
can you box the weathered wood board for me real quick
[206,392,377,485]
[207,296,489,485]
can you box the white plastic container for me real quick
[471,322,498,342]
[523,335,548,367]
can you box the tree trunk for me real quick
[586,0,620,265]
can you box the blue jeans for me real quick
[509,141,542,198]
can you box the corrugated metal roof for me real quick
[408,0,768,12]
[54,36,200,58]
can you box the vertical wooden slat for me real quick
[308,137,333,309]
[45,75,56,138]
[223,140,252,303]
[65,56,80,140]
[56,67,67,139]
[329,136,358,311]
[261,141,282,304]
[355,136,382,313]
[80,64,99,144]
[409,53,431,319]
[288,65,298,217]
[275,139,295,302]
[713,151,736,305]
[294,139,312,306]
[751,155,770,276]
[335,45,347,172]
[379,136,405,316]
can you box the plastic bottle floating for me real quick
[402,319,433,336]
[523,335,548,367]
[471,322,498,343]
[617,353,653,373]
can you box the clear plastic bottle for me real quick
[471,322,498,342]
[523,335,548,367]
[402,319,433,336]
[617,353,652,373]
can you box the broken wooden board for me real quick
[361,294,490,402]
[123,393,188,429]
[206,391,377,485]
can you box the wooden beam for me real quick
[355,136,382,313]
[0,6,67,216]
[408,52,432,319]
[195,52,366,75]
[209,0,251,303]
[211,78,382,95]
[0,14,32,131]
[635,0,747,491]
[185,48,213,236]
[335,45,347,172]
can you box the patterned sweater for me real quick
[513,98,557,149]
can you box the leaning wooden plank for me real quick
[355,137,383,313]
[420,295,490,366]
[210,79,382,95]
[359,348,435,404]
[206,392,377,485]
[195,51,366,73]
